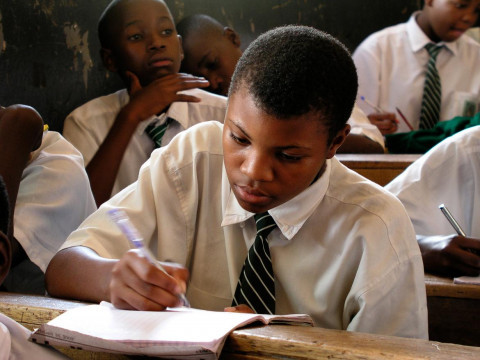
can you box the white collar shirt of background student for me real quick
[1,130,96,294]
[62,88,227,197]
[0,313,68,359]
[353,11,480,133]
[60,121,427,339]
[386,126,480,238]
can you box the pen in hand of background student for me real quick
[359,96,399,135]
[108,209,190,310]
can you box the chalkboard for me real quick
[0,0,421,131]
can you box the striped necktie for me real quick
[232,212,277,314]
[145,117,173,148]
[419,43,443,130]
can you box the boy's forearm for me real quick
[45,246,116,303]
[86,109,140,206]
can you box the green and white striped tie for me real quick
[145,117,173,148]
[419,43,443,130]
[232,212,277,314]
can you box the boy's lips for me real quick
[149,57,173,67]
[234,185,272,205]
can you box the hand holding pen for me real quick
[108,208,191,309]
[360,96,399,135]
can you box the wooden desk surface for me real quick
[1,292,480,359]
[336,153,422,186]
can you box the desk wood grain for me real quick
[336,153,421,186]
[1,292,480,359]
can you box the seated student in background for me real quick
[63,0,227,206]
[0,104,96,294]
[176,14,385,154]
[46,25,428,339]
[353,0,480,136]
[386,126,480,277]
[0,177,68,359]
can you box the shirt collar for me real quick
[221,158,332,240]
[407,11,457,55]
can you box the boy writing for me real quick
[0,104,96,294]
[353,0,480,136]
[46,25,427,339]
[63,0,227,206]
[386,126,480,277]
[176,14,385,154]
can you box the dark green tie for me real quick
[419,44,443,130]
[232,212,277,314]
[145,117,173,148]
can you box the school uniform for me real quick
[1,131,96,294]
[386,126,480,238]
[61,121,427,339]
[63,88,228,197]
[353,12,480,133]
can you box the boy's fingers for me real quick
[224,304,255,313]
[126,71,142,95]
[175,94,203,103]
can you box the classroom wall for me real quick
[0,0,422,132]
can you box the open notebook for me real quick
[30,302,313,359]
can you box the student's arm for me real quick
[367,113,399,135]
[417,234,480,277]
[337,133,385,153]
[45,246,189,310]
[86,72,209,206]
[0,105,43,265]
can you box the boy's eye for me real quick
[278,152,302,162]
[230,132,249,145]
[206,58,219,71]
[127,33,143,41]
[161,28,174,36]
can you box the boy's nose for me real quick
[148,34,166,51]
[240,151,274,182]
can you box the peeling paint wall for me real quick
[0,0,423,131]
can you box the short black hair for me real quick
[176,14,224,41]
[0,176,9,236]
[229,25,358,143]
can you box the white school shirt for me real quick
[61,121,427,339]
[0,313,68,360]
[13,131,96,273]
[63,88,228,197]
[353,12,480,133]
[348,103,385,148]
[386,126,480,238]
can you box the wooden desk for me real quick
[336,153,421,186]
[425,273,480,347]
[1,292,480,359]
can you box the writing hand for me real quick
[418,234,480,277]
[224,304,255,314]
[367,112,399,135]
[110,249,189,311]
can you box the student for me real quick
[386,126,480,277]
[63,0,227,206]
[177,14,385,154]
[353,0,480,136]
[0,104,96,294]
[46,25,427,339]
[0,150,69,360]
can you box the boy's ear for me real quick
[0,231,11,285]
[223,27,241,48]
[326,124,350,159]
[178,35,184,61]
[100,48,119,72]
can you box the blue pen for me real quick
[107,208,190,307]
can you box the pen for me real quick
[439,204,466,237]
[107,208,191,307]
[360,95,384,113]
[395,107,414,131]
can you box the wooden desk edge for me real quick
[1,292,480,360]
